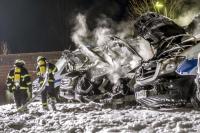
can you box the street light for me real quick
[154,1,168,17]
[155,1,164,10]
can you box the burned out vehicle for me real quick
[133,12,200,108]
[59,49,112,102]
[58,49,91,101]
[59,12,200,109]
[59,36,138,105]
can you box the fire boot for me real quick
[42,103,49,111]
[49,98,56,111]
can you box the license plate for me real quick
[136,90,147,99]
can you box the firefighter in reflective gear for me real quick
[6,59,32,109]
[36,56,58,110]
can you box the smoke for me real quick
[71,13,153,83]
[174,0,200,26]
[184,12,200,37]
[71,14,89,46]
[71,13,133,48]
[175,9,199,26]
[71,0,200,83]
[70,0,200,84]
[94,18,114,47]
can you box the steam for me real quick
[71,13,152,83]
[192,15,200,36]
[177,0,200,36]
[70,0,200,83]
[175,9,199,26]
[94,25,113,46]
[174,9,200,38]
[130,37,154,61]
[71,14,89,46]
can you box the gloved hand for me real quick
[42,72,48,78]
[15,85,20,91]
[14,82,20,90]
[15,82,20,87]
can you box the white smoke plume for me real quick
[185,12,200,37]
[173,0,200,34]
[71,13,152,83]
[71,14,100,62]
[71,14,89,46]
[94,27,113,46]
[70,1,200,83]
[175,9,199,27]
[128,37,154,61]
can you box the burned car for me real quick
[132,12,200,108]
[59,36,138,105]
[57,12,200,109]
[59,49,91,101]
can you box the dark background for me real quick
[0,0,129,54]
[0,0,199,54]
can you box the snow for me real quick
[0,102,200,132]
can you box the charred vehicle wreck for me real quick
[43,12,200,109]
[59,37,137,106]
[133,12,200,108]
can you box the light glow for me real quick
[155,1,164,9]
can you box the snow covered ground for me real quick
[0,102,200,133]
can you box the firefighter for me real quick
[6,59,32,110]
[36,56,58,110]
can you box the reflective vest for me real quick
[37,63,58,86]
[14,67,21,84]
[7,67,32,90]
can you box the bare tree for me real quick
[129,0,183,19]
[0,40,9,55]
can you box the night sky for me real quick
[0,0,199,54]
[0,0,129,54]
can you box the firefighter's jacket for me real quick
[36,63,58,87]
[7,66,32,91]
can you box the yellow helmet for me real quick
[14,59,25,67]
[37,56,46,62]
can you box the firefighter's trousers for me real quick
[41,85,57,107]
[13,89,28,108]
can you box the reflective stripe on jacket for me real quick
[36,63,58,86]
[6,67,32,90]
